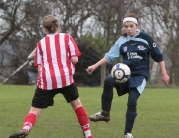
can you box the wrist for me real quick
[94,64,99,69]
[161,72,167,75]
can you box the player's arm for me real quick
[158,61,170,85]
[146,34,163,62]
[86,57,108,74]
[34,45,42,76]
[146,34,169,85]
[71,56,78,65]
[38,65,41,75]
[86,38,121,74]
[86,40,121,74]
[68,34,81,57]
[68,34,81,65]
[34,44,42,66]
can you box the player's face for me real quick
[123,22,138,37]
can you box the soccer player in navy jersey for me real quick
[86,13,169,138]
[9,15,93,138]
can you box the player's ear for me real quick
[44,28,49,34]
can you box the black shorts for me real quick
[32,83,79,108]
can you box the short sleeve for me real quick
[68,35,81,57]
[34,43,42,66]
[105,37,126,63]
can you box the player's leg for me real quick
[71,98,93,138]
[101,74,115,113]
[124,75,146,138]
[9,107,43,138]
[23,107,43,132]
[9,87,55,138]
[124,88,140,138]
[89,74,116,122]
[62,83,93,138]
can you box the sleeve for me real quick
[34,43,42,67]
[147,34,164,62]
[104,38,122,64]
[68,35,81,57]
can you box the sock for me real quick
[101,111,109,117]
[22,113,37,132]
[75,106,93,138]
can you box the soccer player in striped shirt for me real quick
[86,13,169,138]
[9,15,93,138]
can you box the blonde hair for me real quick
[122,13,138,37]
[43,15,60,34]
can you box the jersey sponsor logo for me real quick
[138,45,146,50]
[127,52,143,59]
[123,46,127,52]
[153,43,156,47]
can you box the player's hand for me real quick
[86,65,96,74]
[162,73,170,86]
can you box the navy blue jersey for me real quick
[105,30,163,79]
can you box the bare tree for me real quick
[0,0,25,46]
[137,0,175,84]
[167,1,179,85]
[51,0,95,39]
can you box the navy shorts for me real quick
[32,83,79,108]
[113,75,147,96]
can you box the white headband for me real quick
[123,17,138,24]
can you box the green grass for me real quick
[0,85,178,138]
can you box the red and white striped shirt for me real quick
[34,33,81,90]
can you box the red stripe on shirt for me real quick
[55,34,66,87]
[45,36,57,88]
[65,34,73,84]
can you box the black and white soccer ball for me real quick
[111,63,131,83]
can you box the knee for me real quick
[127,102,137,107]
[127,99,137,109]
[70,98,82,110]
[29,107,43,118]
[127,102,137,113]
[104,74,114,85]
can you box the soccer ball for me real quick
[111,63,131,83]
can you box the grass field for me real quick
[0,85,178,138]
